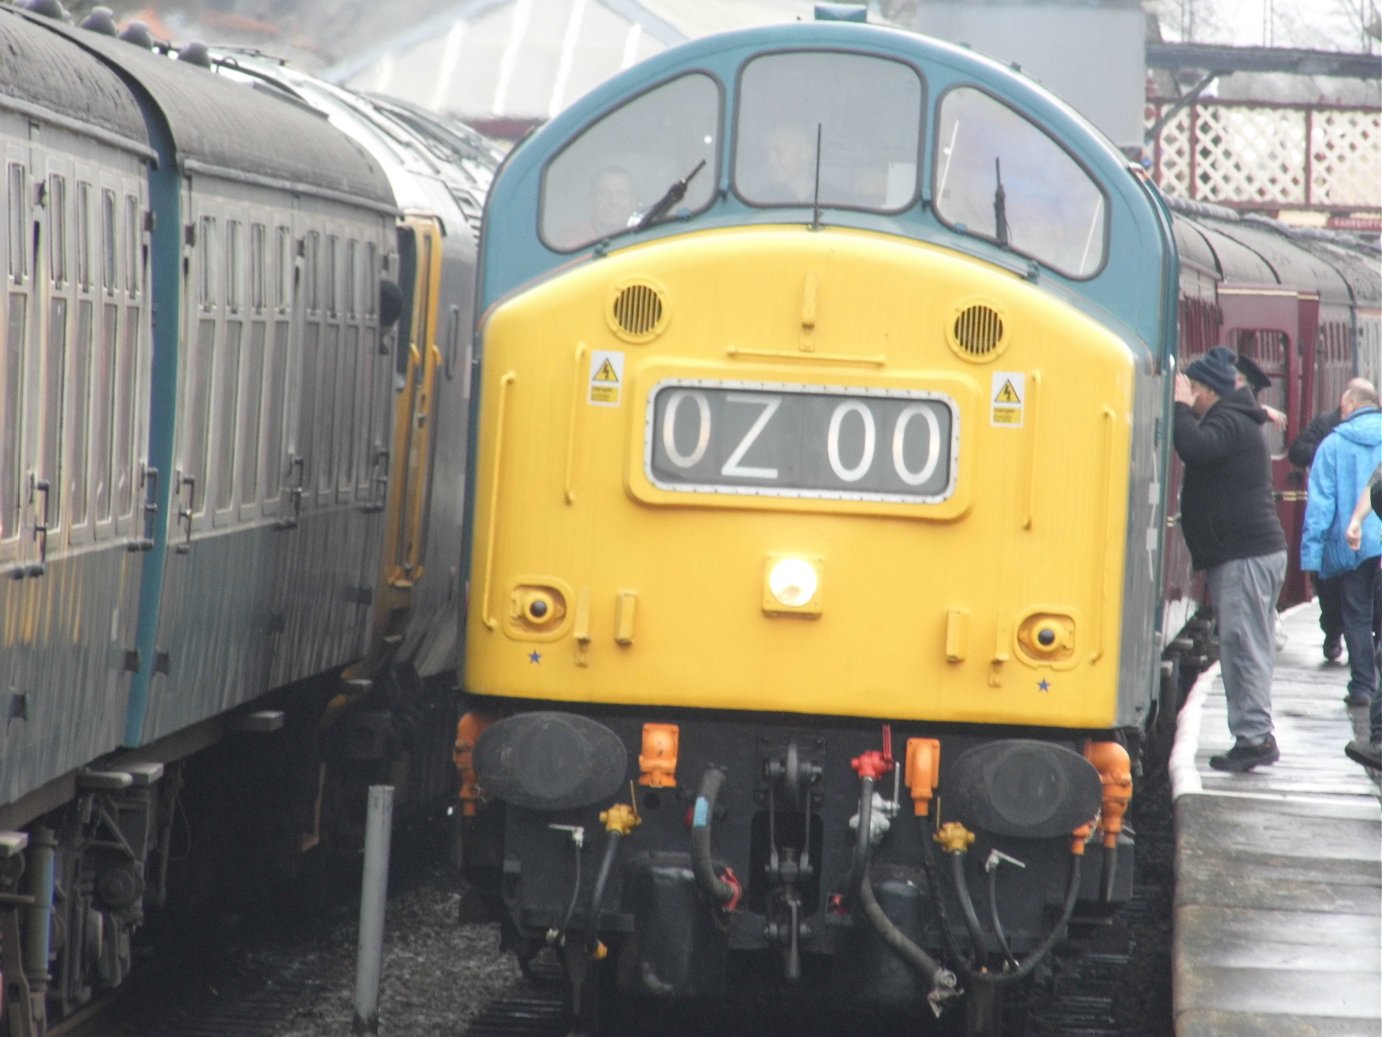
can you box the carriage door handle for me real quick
[175,475,196,554]
[365,447,389,513]
[276,455,304,530]
[28,475,50,575]
[128,464,158,552]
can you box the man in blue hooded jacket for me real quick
[1300,382,1382,714]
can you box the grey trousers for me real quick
[1206,550,1288,746]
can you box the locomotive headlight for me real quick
[764,556,823,616]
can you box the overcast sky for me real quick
[1157,0,1379,52]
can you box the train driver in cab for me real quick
[550,165,641,249]
[763,121,817,203]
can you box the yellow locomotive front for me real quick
[460,25,1175,1034]
[470,229,1133,728]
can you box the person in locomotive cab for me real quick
[1288,377,1379,663]
[1343,464,1382,771]
[1298,383,1382,717]
[763,121,818,203]
[589,165,640,237]
[1174,347,1289,771]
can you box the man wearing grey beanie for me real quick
[1174,347,1289,771]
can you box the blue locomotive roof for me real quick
[0,10,150,154]
[479,20,1176,360]
[23,14,395,212]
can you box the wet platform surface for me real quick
[1171,601,1382,1037]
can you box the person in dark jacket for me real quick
[1288,377,1378,661]
[1174,348,1289,771]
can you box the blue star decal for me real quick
[1037,679,1051,693]
[528,650,542,664]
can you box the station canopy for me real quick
[325,0,890,139]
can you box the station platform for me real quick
[1171,601,1382,1037]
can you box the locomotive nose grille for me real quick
[609,281,666,341]
[951,304,1006,359]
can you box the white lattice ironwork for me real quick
[1147,98,1381,213]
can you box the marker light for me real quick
[764,556,822,615]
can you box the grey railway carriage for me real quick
[0,6,495,1034]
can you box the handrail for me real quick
[480,371,517,630]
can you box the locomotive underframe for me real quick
[464,706,1135,1022]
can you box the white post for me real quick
[352,785,394,1035]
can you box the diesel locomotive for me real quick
[0,5,496,1033]
[454,15,1379,1035]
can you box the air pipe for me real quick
[846,751,959,1014]
[689,768,738,907]
[585,804,640,956]
[923,818,1086,987]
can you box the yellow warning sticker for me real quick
[990,371,1025,428]
[589,350,624,407]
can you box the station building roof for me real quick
[324,0,887,139]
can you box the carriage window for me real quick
[305,231,320,313]
[934,87,1106,278]
[2,300,23,539]
[346,239,359,319]
[198,216,217,307]
[76,183,92,291]
[226,220,242,312]
[735,52,923,211]
[338,325,358,492]
[69,301,93,527]
[250,223,266,312]
[327,234,339,318]
[239,322,265,503]
[94,304,116,523]
[49,175,67,285]
[215,320,241,511]
[102,189,117,292]
[7,164,25,284]
[187,319,214,514]
[114,308,137,519]
[364,242,377,319]
[540,73,720,252]
[43,297,66,530]
[125,195,140,294]
[262,322,288,502]
[1234,330,1289,458]
[275,226,291,311]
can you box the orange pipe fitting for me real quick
[904,738,941,816]
[934,821,975,854]
[638,723,679,788]
[453,711,496,817]
[1084,740,1133,849]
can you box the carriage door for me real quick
[1222,289,1308,604]
[2,142,33,579]
[395,221,439,583]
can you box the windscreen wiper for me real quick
[635,159,707,231]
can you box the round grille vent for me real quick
[949,304,1007,361]
[608,281,667,342]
